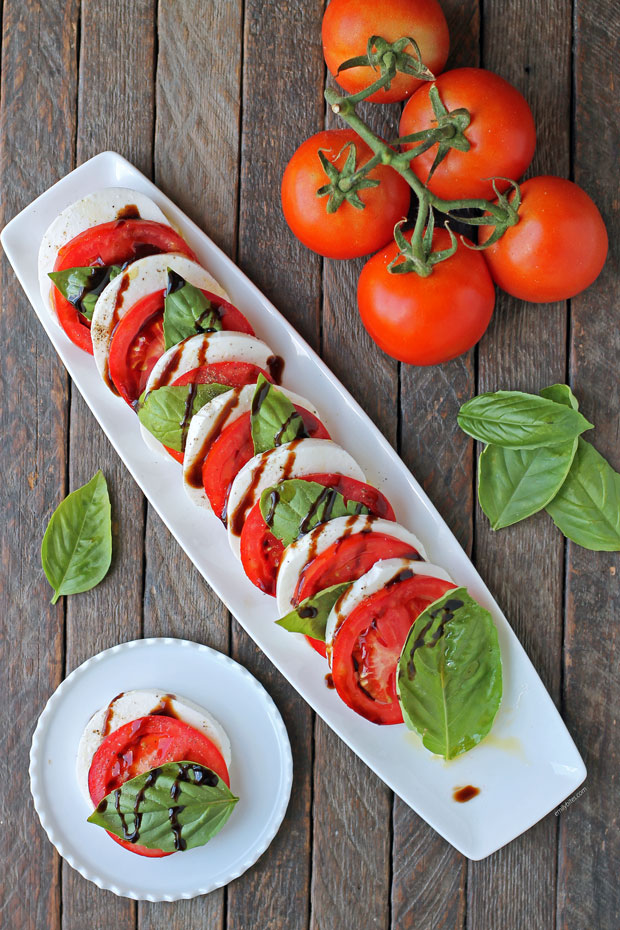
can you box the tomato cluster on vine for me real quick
[281,0,608,366]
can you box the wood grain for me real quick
[558,1,620,928]
[0,2,78,929]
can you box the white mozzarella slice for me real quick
[226,438,365,560]
[91,253,230,386]
[324,558,455,656]
[276,516,428,616]
[75,688,232,806]
[38,188,170,322]
[183,383,324,511]
[140,331,276,459]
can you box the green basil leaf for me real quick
[458,391,592,448]
[49,264,122,321]
[260,479,369,547]
[539,383,579,410]
[163,270,222,349]
[250,374,308,455]
[546,438,620,550]
[41,470,112,604]
[87,761,239,852]
[397,588,502,760]
[276,582,351,641]
[137,383,231,452]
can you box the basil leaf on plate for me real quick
[137,383,231,452]
[87,761,239,852]
[163,270,222,349]
[457,390,592,449]
[397,587,502,760]
[276,582,351,641]
[250,374,308,455]
[41,470,112,604]
[260,479,369,547]
[546,439,620,551]
[49,264,122,320]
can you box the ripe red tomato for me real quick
[88,715,229,857]
[281,129,410,259]
[479,176,609,302]
[357,227,495,365]
[331,573,456,724]
[399,68,536,201]
[322,0,449,103]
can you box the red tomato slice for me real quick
[88,714,230,857]
[51,219,196,354]
[109,291,255,407]
[239,474,395,600]
[202,412,330,521]
[331,574,456,725]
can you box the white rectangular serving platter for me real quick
[1,151,586,860]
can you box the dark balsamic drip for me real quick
[116,204,140,220]
[150,344,184,390]
[267,355,284,384]
[406,598,464,680]
[453,785,480,803]
[264,489,280,527]
[298,604,318,619]
[101,692,125,737]
[120,767,163,843]
[165,269,186,295]
[230,457,268,536]
[168,806,187,851]
[274,411,308,446]
[386,568,414,588]
[149,694,179,718]
[186,391,242,489]
[325,673,335,689]
[96,798,108,813]
[195,302,220,332]
[299,486,339,537]
[281,444,299,478]
[180,383,198,450]
[251,378,271,418]
[170,762,218,801]
[110,272,131,331]
[195,337,209,370]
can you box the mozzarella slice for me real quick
[38,188,170,322]
[140,331,277,458]
[91,253,230,387]
[183,383,324,511]
[76,688,232,806]
[226,438,365,560]
[324,558,455,657]
[276,516,428,616]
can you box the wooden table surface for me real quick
[1,1,618,928]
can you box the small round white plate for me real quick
[29,637,293,901]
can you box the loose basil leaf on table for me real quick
[260,479,369,547]
[397,587,502,760]
[49,264,122,320]
[137,383,231,452]
[276,582,351,641]
[41,470,112,604]
[539,383,580,410]
[87,761,239,852]
[546,439,620,551]
[163,270,223,349]
[250,373,308,455]
[457,390,592,448]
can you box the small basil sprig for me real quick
[41,470,112,604]
[260,479,369,547]
[457,390,592,449]
[138,383,231,452]
[397,588,502,760]
[250,374,308,455]
[49,265,122,320]
[87,761,238,852]
[276,582,351,641]
[163,270,222,349]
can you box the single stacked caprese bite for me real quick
[78,689,238,856]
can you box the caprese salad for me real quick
[41,188,503,759]
[78,689,237,856]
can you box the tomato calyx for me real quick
[337,35,435,105]
[388,213,457,278]
[399,85,471,181]
[316,142,381,213]
[459,179,522,248]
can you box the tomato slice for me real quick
[203,412,330,521]
[331,574,456,725]
[239,474,395,600]
[51,219,196,354]
[108,291,255,407]
[88,714,229,857]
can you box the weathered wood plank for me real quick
[62,2,156,927]
[228,2,324,928]
[558,1,620,927]
[0,2,78,929]
[468,1,572,926]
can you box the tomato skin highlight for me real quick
[400,68,536,201]
[331,574,456,724]
[322,0,450,104]
[281,129,410,259]
[479,176,609,302]
[358,228,495,365]
[88,714,229,857]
